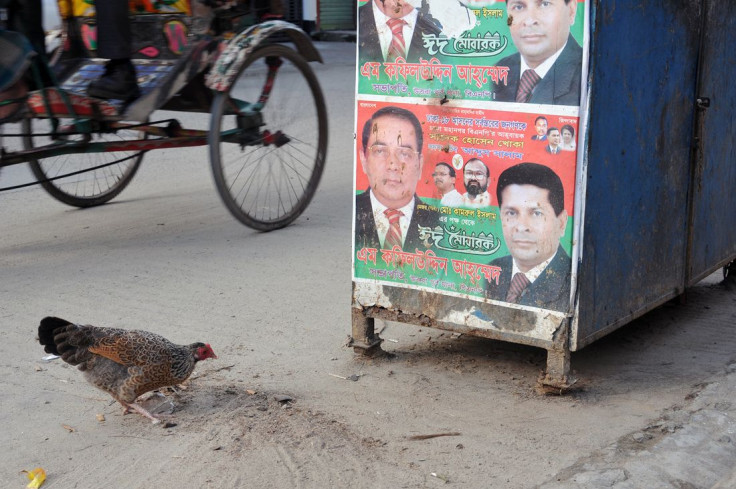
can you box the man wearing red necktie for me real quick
[357,0,442,64]
[486,162,571,312]
[354,106,438,252]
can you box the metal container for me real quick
[351,0,735,390]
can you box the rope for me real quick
[0,151,141,192]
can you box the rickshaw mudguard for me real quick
[206,20,322,92]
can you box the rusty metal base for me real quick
[537,321,577,395]
[537,370,578,395]
[351,305,576,393]
[349,309,384,357]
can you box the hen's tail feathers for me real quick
[38,316,95,367]
[38,316,73,355]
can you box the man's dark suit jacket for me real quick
[358,2,442,64]
[494,34,583,106]
[354,190,438,252]
[486,245,572,312]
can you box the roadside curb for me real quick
[539,362,736,488]
[311,30,357,43]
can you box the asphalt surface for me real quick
[2,39,735,488]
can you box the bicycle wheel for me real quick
[24,118,144,207]
[209,44,327,231]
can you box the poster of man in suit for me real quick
[486,163,571,312]
[354,105,438,253]
[358,0,475,64]
[353,1,587,315]
[356,0,585,108]
[493,0,583,106]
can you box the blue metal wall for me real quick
[575,0,703,347]
[687,1,736,283]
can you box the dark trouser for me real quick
[3,0,45,56]
[96,0,132,60]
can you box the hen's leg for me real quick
[116,369,164,423]
[115,400,137,416]
[115,399,132,414]
[123,401,162,424]
[118,399,167,424]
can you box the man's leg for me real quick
[6,0,46,56]
[96,0,131,60]
[87,0,140,101]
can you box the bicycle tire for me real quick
[209,44,327,231]
[24,118,144,208]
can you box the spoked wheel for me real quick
[209,44,327,231]
[24,118,144,207]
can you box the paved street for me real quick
[1,40,735,488]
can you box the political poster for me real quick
[353,0,586,314]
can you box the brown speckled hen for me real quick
[38,316,217,423]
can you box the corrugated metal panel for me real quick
[319,0,356,30]
[574,0,701,349]
[348,0,735,383]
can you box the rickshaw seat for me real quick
[51,0,199,118]
[29,1,281,120]
[26,87,120,118]
[57,0,192,18]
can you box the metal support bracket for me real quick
[349,308,384,357]
[537,318,577,394]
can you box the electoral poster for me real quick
[353,0,587,315]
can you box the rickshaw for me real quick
[0,0,327,231]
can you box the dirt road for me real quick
[2,41,735,489]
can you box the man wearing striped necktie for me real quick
[357,0,442,64]
[486,163,572,312]
[493,0,583,106]
[354,106,438,253]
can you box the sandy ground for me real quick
[2,41,736,489]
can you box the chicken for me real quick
[38,316,217,423]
